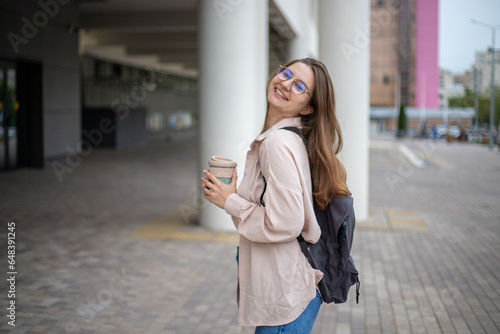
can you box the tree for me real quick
[397,104,407,138]
[448,87,500,127]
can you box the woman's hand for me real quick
[201,169,237,209]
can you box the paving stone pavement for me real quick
[0,136,499,334]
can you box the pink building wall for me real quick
[415,0,439,108]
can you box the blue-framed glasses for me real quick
[277,65,311,97]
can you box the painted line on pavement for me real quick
[397,143,427,169]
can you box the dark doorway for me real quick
[0,59,43,171]
[0,61,17,170]
[16,60,44,168]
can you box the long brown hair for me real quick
[265,58,350,209]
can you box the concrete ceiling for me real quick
[79,0,293,77]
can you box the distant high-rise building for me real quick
[473,50,500,95]
[439,69,468,109]
[370,0,439,108]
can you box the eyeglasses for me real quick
[277,65,311,97]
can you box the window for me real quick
[383,75,390,84]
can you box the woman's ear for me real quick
[300,105,314,116]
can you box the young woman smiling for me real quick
[201,58,349,333]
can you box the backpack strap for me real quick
[356,277,360,304]
[259,126,305,208]
[280,126,305,143]
[260,176,267,207]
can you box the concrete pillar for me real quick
[273,0,318,60]
[282,0,313,59]
[318,0,370,221]
[198,0,268,230]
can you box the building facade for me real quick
[370,107,474,135]
[439,69,468,109]
[0,0,371,229]
[0,1,80,170]
[474,50,500,95]
[370,0,438,108]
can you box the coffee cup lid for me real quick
[209,156,237,168]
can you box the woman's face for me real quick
[267,62,315,118]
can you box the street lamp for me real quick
[471,19,500,150]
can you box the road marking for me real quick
[397,143,427,168]
[389,218,427,226]
[127,209,239,244]
[386,209,428,231]
[386,209,419,216]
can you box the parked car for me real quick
[436,125,447,138]
[448,125,460,138]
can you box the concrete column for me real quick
[318,0,370,221]
[274,0,318,59]
[198,0,268,230]
[283,0,312,59]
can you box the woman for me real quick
[201,58,349,333]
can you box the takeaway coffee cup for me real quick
[208,156,237,184]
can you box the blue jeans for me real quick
[254,290,322,334]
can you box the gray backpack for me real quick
[299,190,360,304]
[261,127,360,304]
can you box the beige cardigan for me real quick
[224,117,323,326]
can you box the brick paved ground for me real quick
[0,136,499,334]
